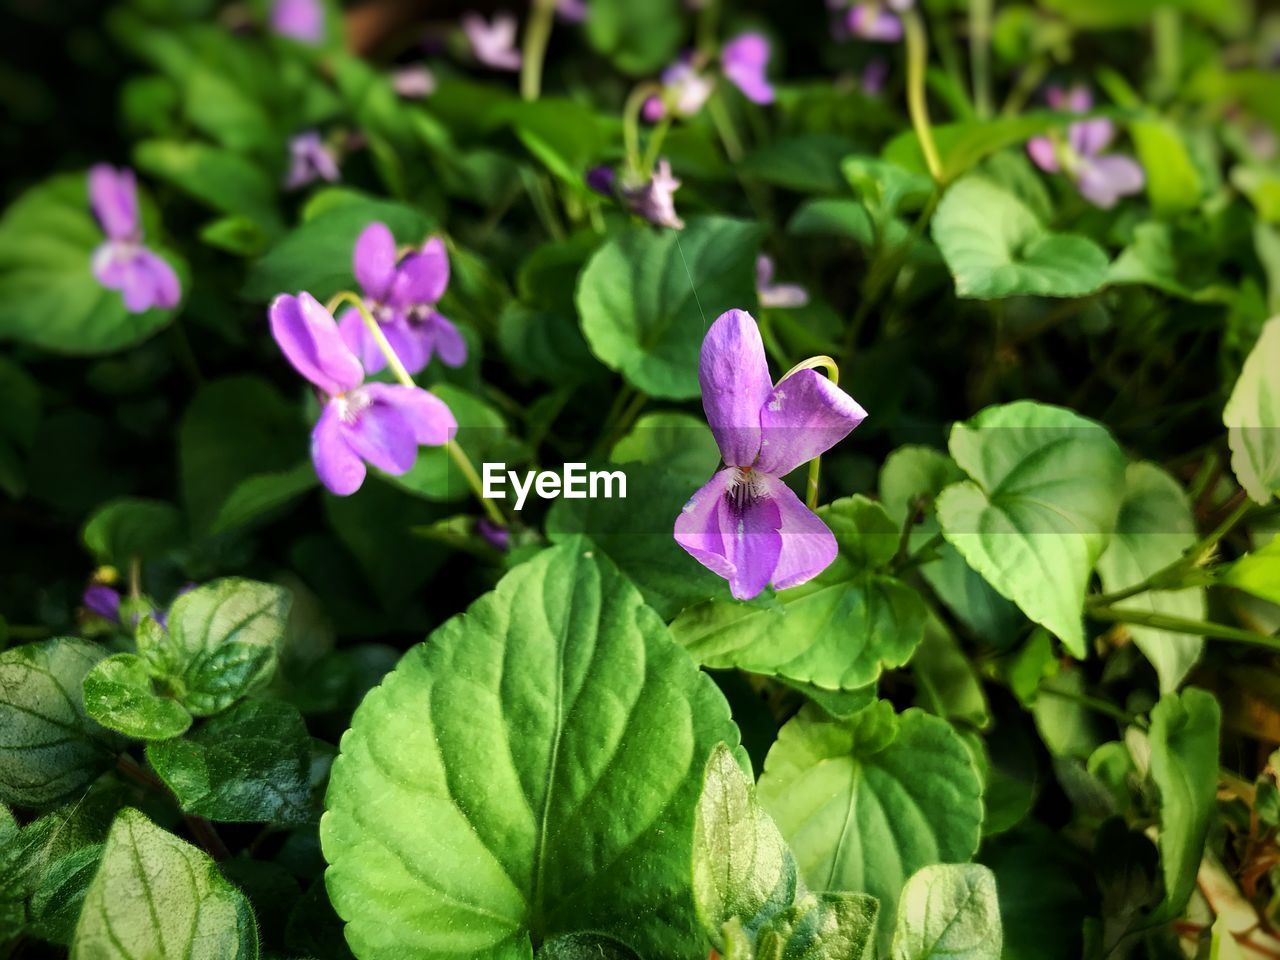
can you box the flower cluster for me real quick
[1027,85,1145,209]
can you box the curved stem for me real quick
[640,115,674,176]
[520,0,557,102]
[707,89,743,162]
[324,292,508,527]
[781,356,840,511]
[623,82,663,178]
[1090,605,1279,651]
[903,9,944,183]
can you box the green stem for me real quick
[640,115,674,177]
[1086,496,1254,607]
[969,0,994,119]
[707,89,744,163]
[325,292,508,527]
[903,9,944,183]
[1039,684,1143,727]
[780,356,840,511]
[623,82,663,178]
[519,0,557,102]
[1152,8,1181,102]
[1090,605,1279,652]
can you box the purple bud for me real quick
[586,165,617,197]
[83,584,122,623]
[477,518,511,552]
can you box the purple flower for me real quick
[757,256,809,309]
[270,291,457,496]
[337,223,466,376]
[270,0,324,44]
[861,57,889,95]
[846,2,905,42]
[556,0,588,22]
[674,310,867,599]
[391,64,437,99]
[586,165,617,197]
[1027,85,1145,209]
[477,518,511,551]
[643,56,714,122]
[463,12,522,71]
[83,584,122,623]
[285,132,340,190]
[621,159,684,230]
[722,33,774,105]
[88,165,180,314]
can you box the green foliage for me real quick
[889,864,1002,960]
[1224,316,1280,504]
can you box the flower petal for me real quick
[1069,118,1114,158]
[353,222,397,301]
[424,311,468,368]
[338,306,386,373]
[718,486,783,600]
[271,0,324,43]
[722,33,774,104]
[699,309,772,467]
[133,248,181,310]
[675,469,736,582]
[762,476,838,590]
[270,292,364,394]
[1077,154,1145,209]
[756,369,868,477]
[1026,137,1059,174]
[88,165,139,242]
[848,4,903,42]
[391,237,449,306]
[362,383,457,446]
[312,403,366,495]
[339,392,418,475]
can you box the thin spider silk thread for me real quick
[674,233,708,331]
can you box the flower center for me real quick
[725,467,768,512]
[332,387,373,424]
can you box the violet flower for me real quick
[757,256,809,309]
[463,12,522,71]
[391,64,437,99]
[643,56,715,123]
[722,33,774,105]
[337,223,466,376]
[674,310,867,599]
[88,165,180,314]
[621,159,685,230]
[270,291,457,496]
[83,584,122,623]
[586,165,617,197]
[846,0,913,42]
[285,132,340,190]
[270,0,324,44]
[556,0,588,22]
[861,57,889,95]
[1027,85,1145,209]
[477,518,511,551]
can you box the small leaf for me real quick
[208,462,318,536]
[70,808,258,959]
[1149,688,1220,919]
[0,639,122,808]
[1224,316,1280,504]
[81,497,184,567]
[932,177,1109,299]
[912,616,991,731]
[82,653,192,741]
[754,893,879,960]
[577,216,760,400]
[1220,537,1280,605]
[585,0,683,75]
[134,139,281,234]
[1129,118,1202,217]
[890,864,1002,960]
[538,932,642,959]
[937,402,1126,657]
[610,411,721,482]
[147,700,312,825]
[138,578,291,716]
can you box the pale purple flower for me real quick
[621,159,684,230]
[463,12,522,71]
[722,33,774,105]
[83,585,122,623]
[643,56,715,122]
[270,0,324,43]
[847,2,905,42]
[391,64,437,99]
[861,57,889,95]
[1027,85,1145,209]
[270,291,457,496]
[285,132,340,190]
[477,518,511,551]
[88,165,181,314]
[337,223,466,376]
[556,0,588,22]
[674,310,867,599]
[757,256,809,309]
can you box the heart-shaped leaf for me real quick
[321,539,740,959]
[1224,316,1280,504]
[890,864,1002,960]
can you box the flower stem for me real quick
[640,115,674,177]
[707,89,743,163]
[623,82,664,178]
[781,355,840,511]
[1089,605,1278,652]
[969,0,993,120]
[903,9,944,183]
[520,0,557,102]
[325,292,507,527]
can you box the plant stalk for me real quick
[520,0,558,102]
[904,9,944,183]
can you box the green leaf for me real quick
[937,402,1126,657]
[82,653,192,741]
[912,616,991,731]
[1129,118,1202,217]
[577,216,760,399]
[610,411,721,482]
[883,114,1063,183]
[0,639,121,808]
[0,173,183,355]
[693,744,798,943]
[932,177,1110,299]
[147,700,312,825]
[1149,688,1220,919]
[757,702,983,948]
[208,462,318,535]
[134,139,281,233]
[788,199,877,248]
[137,578,291,716]
[242,195,432,302]
[753,894,879,960]
[1095,463,1205,692]
[585,0,683,75]
[1221,537,1280,605]
[741,136,862,195]
[537,933,641,959]
[1106,222,1233,303]
[890,864,1002,960]
[671,496,926,691]
[81,497,184,567]
[321,540,740,959]
[1224,316,1280,504]
[70,807,259,959]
